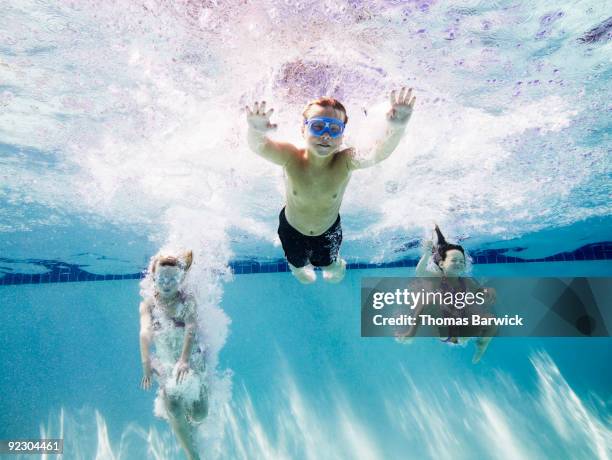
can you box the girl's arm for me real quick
[179,321,196,364]
[139,301,153,390]
[405,300,425,338]
[415,240,442,277]
[415,252,431,276]
[176,297,198,384]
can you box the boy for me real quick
[246,88,415,283]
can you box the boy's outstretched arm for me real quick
[246,100,299,166]
[348,87,416,170]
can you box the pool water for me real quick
[2,261,611,459]
[1,0,611,458]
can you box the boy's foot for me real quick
[322,258,346,283]
[289,264,316,284]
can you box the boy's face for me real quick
[302,105,346,157]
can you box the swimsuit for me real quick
[277,207,342,268]
[438,277,468,343]
[148,293,207,419]
[437,277,490,343]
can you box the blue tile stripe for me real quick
[0,242,610,286]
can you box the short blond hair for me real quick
[149,250,193,274]
[302,97,348,124]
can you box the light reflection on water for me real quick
[22,352,612,460]
[0,0,610,262]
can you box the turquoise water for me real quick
[2,262,611,459]
[1,0,611,458]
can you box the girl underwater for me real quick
[399,225,497,364]
[139,250,208,460]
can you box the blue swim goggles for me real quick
[304,117,345,138]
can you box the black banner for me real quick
[361,277,611,337]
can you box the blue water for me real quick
[2,261,611,459]
[1,0,611,458]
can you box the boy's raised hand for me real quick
[387,87,416,125]
[246,100,277,132]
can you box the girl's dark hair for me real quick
[432,225,464,266]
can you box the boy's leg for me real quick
[278,208,316,283]
[289,263,317,284]
[310,216,345,283]
[321,258,346,283]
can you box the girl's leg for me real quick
[472,336,492,363]
[163,391,201,460]
[472,324,496,364]
[188,385,209,424]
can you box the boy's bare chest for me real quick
[285,160,350,200]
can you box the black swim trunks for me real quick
[277,207,342,268]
